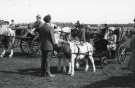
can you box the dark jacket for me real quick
[34,21,43,32]
[94,38,108,52]
[128,35,135,72]
[79,27,86,42]
[38,23,55,51]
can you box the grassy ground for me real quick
[0,51,134,88]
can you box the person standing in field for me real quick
[33,14,43,32]
[29,14,43,41]
[38,14,56,77]
[128,18,135,73]
[9,19,16,30]
[75,20,81,29]
[74,20,86,43]
[79,24,86,43]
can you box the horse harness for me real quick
[73,42,90,56]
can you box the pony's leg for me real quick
[85,58,89,72]
[8,37,15,58]
[9,49,13,58]
[68,61,72,75]
[75,61,80,69]
[68,54,75,75]
[62,56,67,73]
[70,55,76,76]
[89,55,96,72]
[58,56,62,72]
[0,49,6,58]
[108,47,112,59]
[75,56,79,69]
[63,65,66,73]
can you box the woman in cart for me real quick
[105,27,117,59]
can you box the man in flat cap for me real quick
[33,14,43,32]
[38,14,56,77]
[128,18,135,74]
[75,20,81,29]
[9,19,16,30]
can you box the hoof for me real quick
[9,55,13,58]
[85,65,89,72]
[70,74,74,76]
[67,72,71,75]
[63,68,67,73]
[85,67,89,72]
[85,69,88,72]
[76,63,79,69]
[93,70,96,72]
[0,55,4,58]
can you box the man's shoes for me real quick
[40,73,45,77]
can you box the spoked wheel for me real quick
[117,46,127,64]
[14,37,21,48]
[20,38,32,55]
[20,37,41,56]
[29,38,41,56]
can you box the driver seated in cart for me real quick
[26,14,43,39]
[105,27,117,59]
[33,14,43,32]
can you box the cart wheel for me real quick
[13,38,21,48]
[30,38,41,56]
[20,39,31,55]
[117,46,127,64]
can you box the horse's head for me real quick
[71,28,80,37]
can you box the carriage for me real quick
[0,22,132,65]
[70,25,133,65]
[0,24,41,57]
[116,28,133,64]
[13,25,41,56]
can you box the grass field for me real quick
[0,50,134,88]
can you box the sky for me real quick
[0,0,135,24]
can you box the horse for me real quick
[54,26,96,76]
[67,40,96,76]
[0,24,15,58]
[70,28,81,41]
[54,26,71,72]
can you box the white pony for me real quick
[67,40,96,76]
[0,23,15,58]
[54,26,96,76]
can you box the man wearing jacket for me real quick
[38,14,56,77]
[33,14,43,32]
